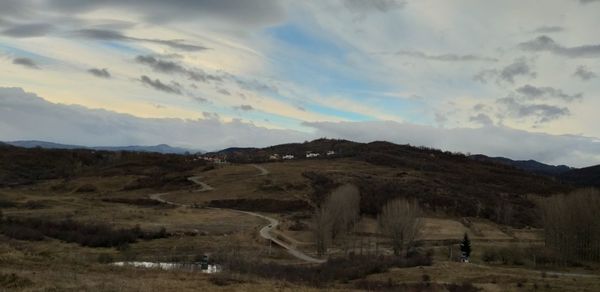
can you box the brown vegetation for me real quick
[538,188,600,262]
[378,198,422,256]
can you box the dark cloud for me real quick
[135,55,221,82]
[1,23,54,37]
[217,88,231,96]
[0,1,30,18]
[344,0,406,13]
[192,96,208,103]
[500,58,536,83]
[469,113,494,126]
[497,97,569,123]
[139,75,182,95]
[516,84,582,102]
[87,68,111,79]
[573,65,597,81]
[12,57,39,69]
[75,29,207,51]
[233,104,254,111]
[394,50,498,62]
[531,26,564,34]
[45,0,285,27]
[234,78,279,94]
[202,112,220,120]
[474,58,536,84]
[519,35,600,58]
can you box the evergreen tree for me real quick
[460,233,471,259]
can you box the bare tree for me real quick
[538,188,600,262]
[310,184,361,256]
[311,206,332,256]
[327,184,360,242]
[378,198,422,256]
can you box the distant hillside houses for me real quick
[306,152,320,158]
[200,156,227,164]
[282,154,294,160]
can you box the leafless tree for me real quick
[538,188,600,262]
[327,184,360,242]
[311,206,332,256]
[378,198,422,256]
[311,184,361,256]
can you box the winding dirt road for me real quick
[149,164,325,264]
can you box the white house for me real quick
[326,150,335,156]
[269,154,280,160]
[306,152,320,158]
[282,154,295,160]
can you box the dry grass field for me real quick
[1,157,599,291]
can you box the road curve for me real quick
[148,165,325,264]
[235,210,325,264]
[250,164,269,176]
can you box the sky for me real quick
[1,0,599,167]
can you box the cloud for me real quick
[302,120,600,167]
[1,23,54,37]
[74,29,207,51]
[217,88,231,96]
[344,0,406,13]
[519,35,600,58]
[135,55,221,82]
[12,57,39,69]
[474,58,536,84]
[497,97,569,123]
[580,0,600,4]
[499,58,536,83]
[139,75,182,95]
[573,65,597,81]
[0,87,305,151]
[469,113,494,126]
[87,68,111,79]
[516,84,582,102]
[394,50,497,62]
[233,104,254,111]
[531,26,564,34]
[44,0,285,28]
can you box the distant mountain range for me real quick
[469,154,573,176]
[4,140,198,155]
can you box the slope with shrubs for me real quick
[213,139,573,227]
[0,144,205,187]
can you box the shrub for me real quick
[447,282,481,292]
[0,273,33,289]
[216,254,432,287]
[75,184,97,193]
[0,217,168,247]
[97,253,114,263]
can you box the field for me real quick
[1,144,599,291]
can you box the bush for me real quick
[0,273,33,289]
[0,199,17,208]
[216,254,432,287]
[97,253,114,263]
[447,282,481,292]
[75,184,97,193]
[207,199,311,213]
[0,217,168,247]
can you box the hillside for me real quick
[469,154,572,175]
[560,165,600,187]
[0,143,205,187]
[207,139,573,227]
